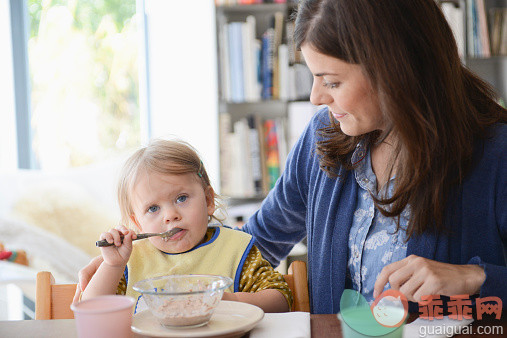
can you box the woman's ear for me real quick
[130,214,143,232]
[205,186,216,216]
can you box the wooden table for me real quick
[310,313,507,338]
[0,314,505,337]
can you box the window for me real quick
[25,0,141,169]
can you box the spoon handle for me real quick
[95,232,157,247]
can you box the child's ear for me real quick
[130,214,143,232]
[205,186,216,216]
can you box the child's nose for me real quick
[164,207,181,223]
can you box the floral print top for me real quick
[346,141,409,303]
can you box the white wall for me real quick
[0,0,18,171]
[145,0,220,190]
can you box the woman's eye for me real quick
[323,81,339,89]
[148,205,159,213]
[176,195,187,203]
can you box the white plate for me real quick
[131,300,264,337]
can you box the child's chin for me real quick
[157,243,192,254]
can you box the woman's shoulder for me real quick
[469,123,506,178]
[480,123,506,158]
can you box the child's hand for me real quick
[98,226,136,268]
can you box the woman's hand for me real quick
[373,255,486,302]
[98,226,136,268]
[73,255,104,303]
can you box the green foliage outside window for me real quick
[27,0,140,168]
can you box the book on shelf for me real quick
[263,119,281,190]
[219,113,233,196]
[247,116,263,195]
[243,16,261,101]
[217,10,311,103]
[465,0,492,58]
[502,11,507,55]
[476,0,490,57]
[228,22,245,102]
[287,102,320,149]
[278,44,289,101]
[441,1,465,58]
[219,112,288,197]
[218,16,231,101]
[272,11,285,100]
[489,8,504,55]
[261,27,275,100]
[492,8,507,56]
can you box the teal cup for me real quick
[337,307,406,338]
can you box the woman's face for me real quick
[301,44,385,136]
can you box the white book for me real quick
[275,118,288,173]
[500,10,507,55]
[253,39,262,100]
[218,18,231,101]
[442,2,465,58]
[242,18,253,102]
[246,16,260,101]
[229,132,243,197]
[278,44,289,102]
[219,113,233,196]
[288,102,320,150]
[294,64,313,100]
[288,66,297,101]
[234,119,254,197]
[476,0,491,57]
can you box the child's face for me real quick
[130,170,215,254]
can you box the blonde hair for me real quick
[117,139,226,229]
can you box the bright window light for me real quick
[27,0,140,169]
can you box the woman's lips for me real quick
[331,111,346,119]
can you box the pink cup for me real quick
[71,295,135,338]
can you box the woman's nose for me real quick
[310,79,332,106]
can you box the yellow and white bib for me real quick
[125,226,254,313]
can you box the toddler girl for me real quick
[81,139,291,313]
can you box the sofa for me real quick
[0,158,125,282]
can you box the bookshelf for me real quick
[440,0,507,102]
[215,1,316,204]
[214,1,506,216]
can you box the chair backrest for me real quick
[283,260,310,312]
[36,260,310,319]
[35,271,76,320]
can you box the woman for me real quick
[76,0,506,314]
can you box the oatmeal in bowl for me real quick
[133,274,233,328]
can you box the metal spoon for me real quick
[95,227,182,247]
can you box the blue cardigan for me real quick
[242,108,506,314]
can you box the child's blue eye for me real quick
[176,195,187,203]
[148,205,159,213]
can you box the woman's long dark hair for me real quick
[294,0,506,238]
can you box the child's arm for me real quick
[222,245,292,312]
[81,226,136,300]
[223,288,289,312]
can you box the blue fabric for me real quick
[346,144,408,303]
[241,107,507,314]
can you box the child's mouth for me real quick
[162,227,184,241]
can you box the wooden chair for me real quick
[283,260,310,312]
[35,271,76,319]
[35,260,310,319]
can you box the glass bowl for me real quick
[133,274,233,328]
